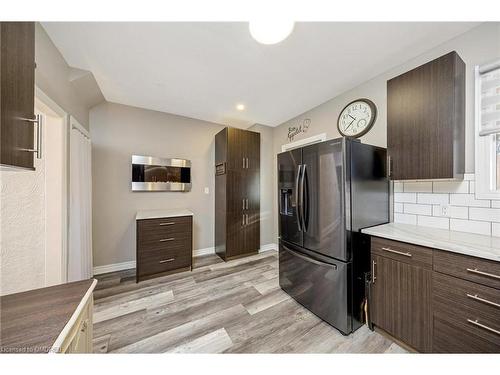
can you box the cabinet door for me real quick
[371,254,433,352]
[244,210,260,254]
[0,22,36,169]
[245,130,260,170]
[226,210,246,258]
[387,51,464,180]
[226,128,246,171]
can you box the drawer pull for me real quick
[466,293,500,309]
[159,238,175,242]
[466,268,500,280]
[159,258,175,264]
[381,247,412,257]
[371,260,377,284]
[159,222,175,226]
[467,319,500,336]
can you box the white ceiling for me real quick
[42,22,479,128]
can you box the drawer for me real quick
[137,247,191,277]
[433,250,500,290]
[138,233,191,253]
[433,272,500,328]
[137,216,192,243]
[433,315,500,353]
[371,237,433,269]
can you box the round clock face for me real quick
[337,99,377,138]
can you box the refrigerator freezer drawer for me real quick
[279,241,351,334]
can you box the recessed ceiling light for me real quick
[249,20,295,45]
[236,104,245,111]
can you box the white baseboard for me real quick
[93,261,136,275]
[93,243,278,275]
[193,247,215,257]
[259,243,278,253]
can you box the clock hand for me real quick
[348,114,356,120]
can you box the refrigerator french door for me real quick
[278,138,389,335]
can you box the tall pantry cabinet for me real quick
[215,127,260,260]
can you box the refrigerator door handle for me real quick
[301,164,309,232]
[296,164,303,231]
[282,244,337,269]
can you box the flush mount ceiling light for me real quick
[249,20,295,45]
[236,103,245,111]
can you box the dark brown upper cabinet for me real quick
[387,51,465,180]
[215,127,260,261]
[1,22,37,170]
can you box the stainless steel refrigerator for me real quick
[278,137,389,335]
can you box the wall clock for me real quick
[337,98,377,138]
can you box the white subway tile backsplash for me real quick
[394,213,417,225]
[393,182,404,193]
[449,194,490,208]
[394,202,404,213]
[404,181,432,193]
[450,219,491,236]
[492,223,500,237]
[404,203,432,215]
[491,200,500,209]
[391,174,499,238]
[394,192,417,203]
[417,215,449,230]
[431,205,468,219]
[432,181,469,194]
[469,207,500,223]
[417,193,449,205]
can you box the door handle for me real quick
[295,164,303,232]
[301,164,308,232]
[372,260,377,284]
[20,114,42,159]
[282,245,337,269]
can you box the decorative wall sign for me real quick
[287,118,311,142]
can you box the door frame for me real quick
[35,86,69,284]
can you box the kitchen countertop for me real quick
[362,222,500,262]
[0,279,96,353]
[136,208,194,220]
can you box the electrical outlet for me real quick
[440,205,450,217]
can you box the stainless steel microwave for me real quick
[131,155,191,192]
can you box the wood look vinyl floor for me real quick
[93,251,406,354]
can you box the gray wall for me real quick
[270,22,500,241]
[248,124,275,246]
[91,102,226,267]
[35,23,99,129]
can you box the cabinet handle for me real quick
[387,155,392,178]
[159,258,175,264]
[246,199,249,210]
[242,157,245,169]
[466,268,500,280]
[371,260,377,284]
[466,293,500,309]
[467,319,500,336]
[243,199,245,210]
[381,247,412,257]
[20,114,43,159]
[246,158,249,169]
[159,222,175,226]
[246,214,249,225]
[242,213,245,226]
[159,238,175,242]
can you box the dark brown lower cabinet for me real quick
[370,236,500,353]
[371,254,433,352]
[136,215,193,282]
